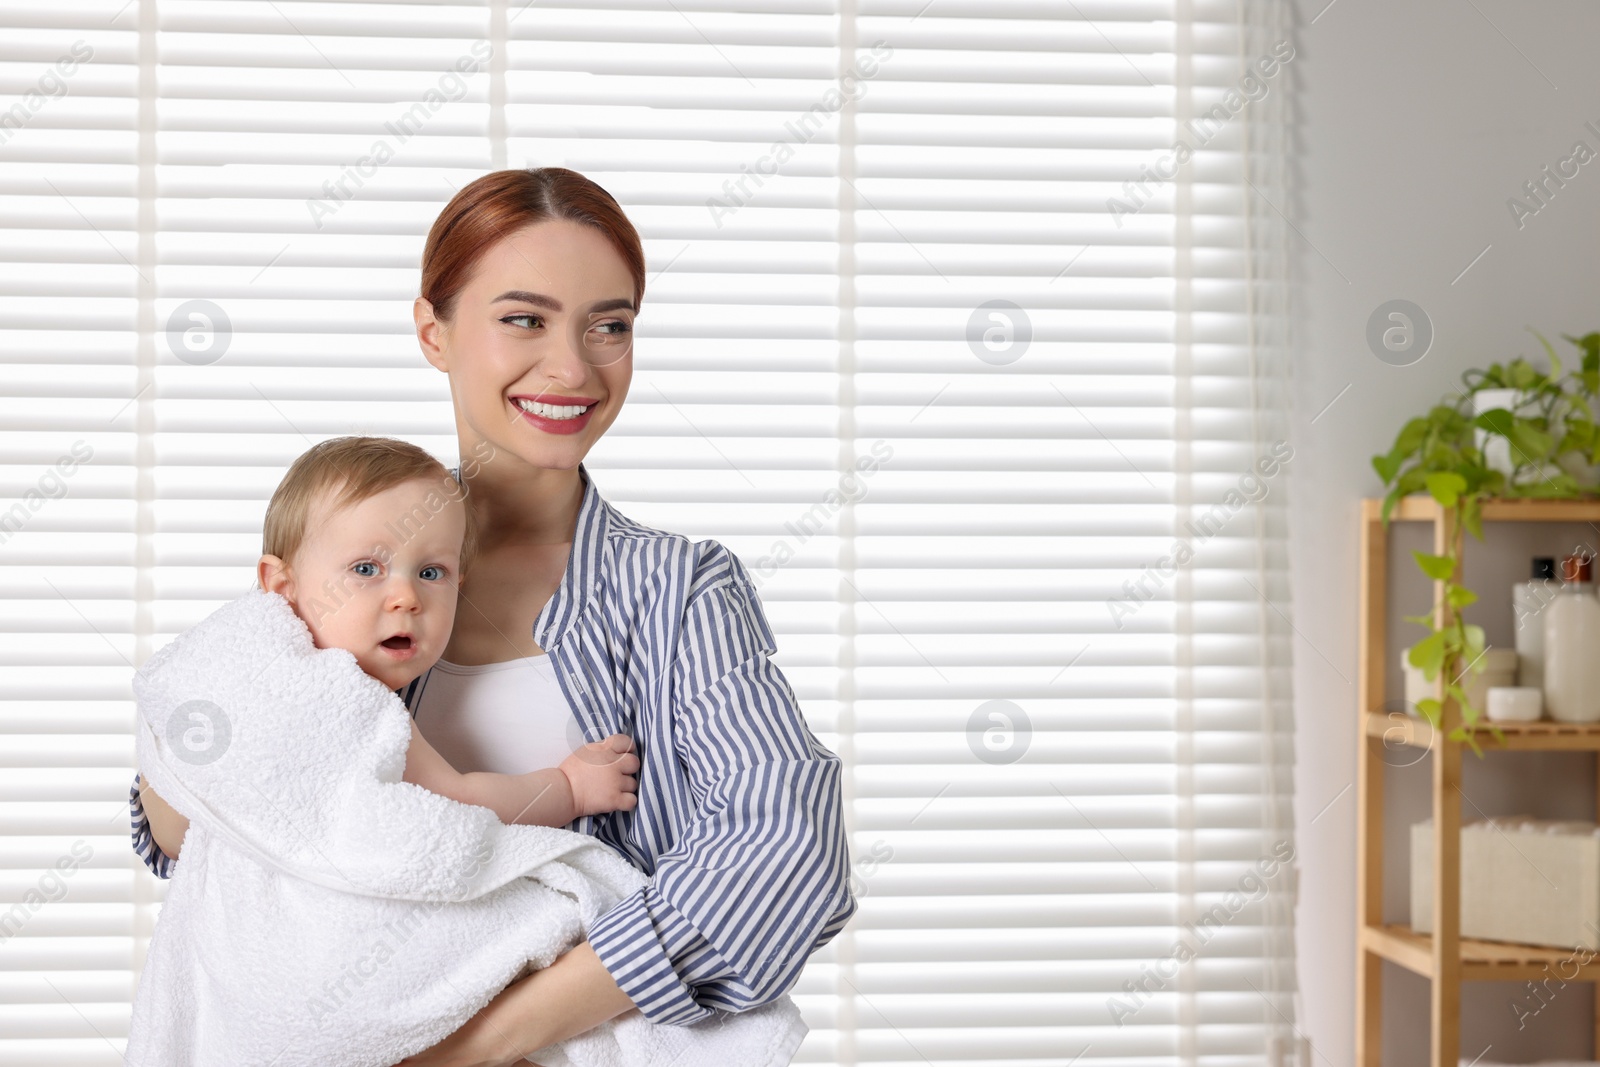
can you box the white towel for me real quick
[126,587,807,1067]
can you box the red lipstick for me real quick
[509,395,599,436]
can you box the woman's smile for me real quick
[510,394,599,436]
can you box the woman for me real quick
[130,167,857,1067]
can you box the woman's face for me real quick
[415,217,635,475]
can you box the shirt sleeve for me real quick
[129,771,176,879]
[583,544,858,1025]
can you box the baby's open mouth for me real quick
[380,635,414,650]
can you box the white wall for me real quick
[1288,0,1600,1061]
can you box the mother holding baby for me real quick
[130,167,857,1066]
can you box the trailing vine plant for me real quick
[1371,330,1600,751]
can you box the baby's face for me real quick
[260,476,465,692]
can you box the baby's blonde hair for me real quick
[260,436,478,584]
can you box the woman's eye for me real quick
[352,561,379,577]
[502,313,542,330]
[594,320,632,337]
[420,565,444,581]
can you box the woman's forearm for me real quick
[137,774,190,860]
[397,941,637,1065]
[474,941,638,1062]
[459,767,574,828]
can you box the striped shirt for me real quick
[129,460,857,1024]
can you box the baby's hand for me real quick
[559,733,640,818]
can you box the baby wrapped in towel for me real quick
[126,437,806,1067]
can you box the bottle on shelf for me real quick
[1513,556,1560,690]
[1542,549,1600,723]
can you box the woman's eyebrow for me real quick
[491,290,635,314]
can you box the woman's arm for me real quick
[394,941,635,1067]
[136,773,190,861]
[582,545,858,1025]
[396,548,847,1063]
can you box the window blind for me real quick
[0,0,1299,1063]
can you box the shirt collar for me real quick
[537,461,607,649]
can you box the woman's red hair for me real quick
[420,168,646,323]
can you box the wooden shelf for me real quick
[1363,923,1600,982]
[1357,495,1600,1065]
[1365,710,1600,751]
[1369,494,1600,523]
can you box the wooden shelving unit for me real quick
[1358,495,1600,1065]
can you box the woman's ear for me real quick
[257,554,293,601]
[414,297,449,372]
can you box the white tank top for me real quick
[408,653,583,775]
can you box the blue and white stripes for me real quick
[129,777,175,880]
[130,460,857,1025]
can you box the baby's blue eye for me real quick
[352,561,379,577]
[420,565,444,581]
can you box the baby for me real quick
[141,434,638,853]
[124,435,812,1067]
[128,435,810,1067]
[261,434,640,827]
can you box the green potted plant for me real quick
[1371,331,1600,750]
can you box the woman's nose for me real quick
[546,318,595,381]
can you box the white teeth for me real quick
[516,398,590,420]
